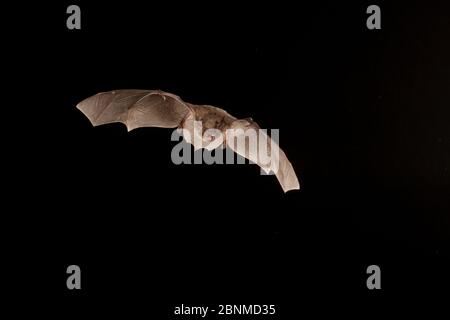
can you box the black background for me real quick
[6,0,450,317]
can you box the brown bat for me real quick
[76,89,300,192]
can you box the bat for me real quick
[76,89,300,192]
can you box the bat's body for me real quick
[77,90,300,192]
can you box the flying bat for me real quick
[76,90,300,192]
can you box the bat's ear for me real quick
[240,117,254,126]
[243,117,257,126]
[231,118,255,129]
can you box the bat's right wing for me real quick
[76,90,193,131]
[226,119,300,193]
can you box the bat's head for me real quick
[202,128,224,150]
[229,118,255,130]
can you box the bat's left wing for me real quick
[225,119,300,193]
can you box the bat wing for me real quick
[76,90,193,131]
[226,119,300,193]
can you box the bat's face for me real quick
[191,110,227,150]
[181,113,225,150]
[202,128,223,150]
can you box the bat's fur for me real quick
[189,104,236,131]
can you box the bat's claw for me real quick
[154,90,167,100]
